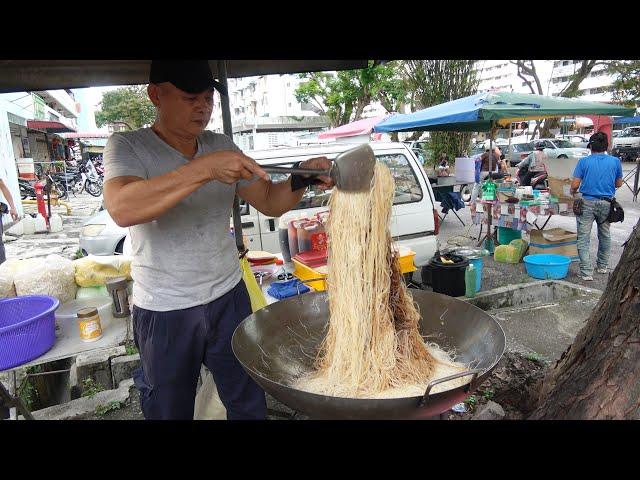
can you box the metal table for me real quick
[1,311,132,420]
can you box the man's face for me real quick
[148,83,214,137]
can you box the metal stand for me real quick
[476,203,498,248]
[621,158,640,202]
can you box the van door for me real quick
[236,199,262,251]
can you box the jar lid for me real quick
[77,307,99,318]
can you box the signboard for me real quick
[32,93,46,120]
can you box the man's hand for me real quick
[9,207,18,222]
[191,150,270,185]
[298,156,334,190]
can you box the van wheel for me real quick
[558,154,568,158]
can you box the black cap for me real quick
[587,131,608,151]
[149,60,227,96]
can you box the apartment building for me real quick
[549,60,617,102]
[208,74,330,150]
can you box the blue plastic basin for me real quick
[523,254,571,280]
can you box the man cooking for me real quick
[103,60,332,420]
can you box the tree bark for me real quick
[529,219,640,420]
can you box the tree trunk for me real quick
[529,219,640,420]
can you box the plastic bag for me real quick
[13,255,78,303]
[0,259,20,297]
[6,219,24,237]
[494,245,521,264]
[76,285,109,299]
[22,216,35,235]
[73,255,132,287]
[509,239,529,261]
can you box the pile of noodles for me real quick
[294,163,468,399]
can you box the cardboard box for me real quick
[529,228,578,260]
[548,177,574,211]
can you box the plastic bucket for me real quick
[429,254,469,297]
[523,254,571,280]
[498,227,522,245]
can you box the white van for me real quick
[240,142,440,284]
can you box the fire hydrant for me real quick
[34,180,50,228]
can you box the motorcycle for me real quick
[52,159,103,198]
[516,164,548,190]
[19,174,67,200]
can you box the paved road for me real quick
[435,163,640,293]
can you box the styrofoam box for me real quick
[455,157,476,183]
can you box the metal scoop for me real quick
[261,143,376,192]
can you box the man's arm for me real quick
[569,177,582,195]
[105,150,269,227]
[0,179,18,221]
[237,157,333,218]
[569,158,584,195]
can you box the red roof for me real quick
[27,120,76,132]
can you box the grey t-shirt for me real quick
[103,128,255,312]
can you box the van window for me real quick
[261,152,423,212]
[377,153,423,205]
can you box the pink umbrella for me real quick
[318,115,388,140]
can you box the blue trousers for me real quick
[576,199,611,276]
[132,280,267,420]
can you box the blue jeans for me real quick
[132,280,267,420]
[576,199,611,276]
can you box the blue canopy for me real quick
[374,91,636,133]
[613,116,640,125]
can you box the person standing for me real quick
[0,177,19,265]
[103,60,332,420]
[570,132,623,281]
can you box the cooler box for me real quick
[17,158,36,180]
[529,228,578,260]
[455,157,476,183]
[548,177,574,211]
[292,248,417,292]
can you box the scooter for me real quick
[516,165,548,190]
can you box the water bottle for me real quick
[465,264,476,298]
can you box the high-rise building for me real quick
[549,60,617,103]
[208,74,330,150]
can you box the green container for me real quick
[498,226,522,245]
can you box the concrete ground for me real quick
[4,192,102,260]
[436,162,640,293]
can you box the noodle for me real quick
[294,163,467,398]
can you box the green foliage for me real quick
[18,365,44,411]
[95,85,155,131]
[402,60,479,159]
[481,388,495,400]
[125,343,138,356]
[525,352,542,362]
[81,378,105,398]
[295,61,407,128]
[608,60,640,108]
[95,401,122,417]
[464,395,478,407]
[73,249,85,260]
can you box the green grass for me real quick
[95,401,122,417]
[525,352,542,362]
[81,378,105,398]
[481,388,495,400]
[125,344,138,356]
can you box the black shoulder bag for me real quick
[603,197,624,223]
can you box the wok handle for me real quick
[420,368,482,406]
[262,166,330,176]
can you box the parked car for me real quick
[79,142,440,285]
[555,134,589,148]
[536,138,590,159]
[504,142,535,167]
[612,126,640,161]
[79,204,127,256]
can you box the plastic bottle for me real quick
[465,264,477,298]
[49,214,63,233]
[34,214,48,233]
[22,215,35,235]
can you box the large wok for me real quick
[232,290,506,419]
